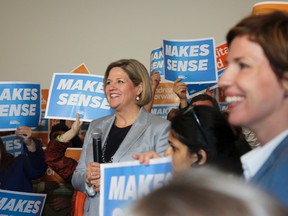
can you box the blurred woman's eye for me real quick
[106,80,111,85]
[117,80,125,84]
[171,145,177,152]
[239,62,249,70]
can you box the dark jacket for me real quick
[0,138,47,192]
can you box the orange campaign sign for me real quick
[70,63,90,74]
[216,43,228,72]
[41,89,49,110]
[152,82,180,106]
[252,1,288,14]
[31,89,50,144]
[151,82,180,118]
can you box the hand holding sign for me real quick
[132,151,161,165]
[173,78,189,109]
[15,126,33,139]
[173,78,187,100]
[15,126,36,151]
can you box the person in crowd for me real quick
[173,79,219,110]
[128,167,288,216]
[218,11,288,208]
[174,72,258,150]
[45,113,83,183]
[134,105,243,176]
[173,79,252,153]
[144,71,161,112]
[167,85,219,121]
[71,59,170,216]
[166,108,180,121]
[222,110,252,156]
[45,113,85,215]
[189,91,220,110]
[0,126,47,192]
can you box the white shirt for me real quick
[241,129,288,180]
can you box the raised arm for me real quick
[45,114,83,183]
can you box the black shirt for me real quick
[103,124,132,163]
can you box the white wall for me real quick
[0,0,274,88]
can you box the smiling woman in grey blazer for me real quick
[71,59,170,216]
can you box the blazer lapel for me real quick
[112,108,150,162]
[101,116,115,148]
[251,135,288,183]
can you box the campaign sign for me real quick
[100,157,173,216]
[150,82,180,118]
[0,189,46,216]
[186,43,228,98]
[0,82,41,131]
[45,73,114,122]
[187,83,217,98]
[163,38,217,84]
[152,82,180,106]
[150,47,164,76]
[1,135,24,157]
[215,43,228,74]
[34,110,49,132]
[252,1,288,14]
[151,104,179,119]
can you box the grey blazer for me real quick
[71,107,170,216]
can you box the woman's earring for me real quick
[136,95,140,101]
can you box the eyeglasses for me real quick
[183,105,209,146]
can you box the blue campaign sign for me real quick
[163,38,217,84]
[33,111,49,132]
[1,135,24,157]
[45,73,114,122]
[0,189,46,216]
[150,47,164,76]
[186,67,225,98]
[187,83,217,98]
[151,104,179,119]
[0,82,41,131]
[100,157,173,216]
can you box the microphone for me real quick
[91,128,102,163]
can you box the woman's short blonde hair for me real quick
[104,59,152,107]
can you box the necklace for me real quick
[102,124,132,163]
[102,142,113,163]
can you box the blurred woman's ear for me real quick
[197,149,207,165]
[137,82,143,95]
[189,150,206,167]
